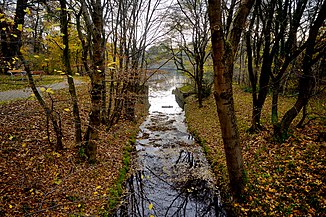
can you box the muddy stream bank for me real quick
[115,72,226,217]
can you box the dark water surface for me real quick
[116,73,226,217]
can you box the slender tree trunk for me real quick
[271,80,280,129]
[208,0,254,199]
[277,1,326,140]
[246,30,259,131]
[22,57,64,150]
[197,63,204,108]
[59,0,82,145]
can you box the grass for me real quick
[179,83,194,93]
[0,75,88,92]
[185,85,325,216]
[0,75,66,91]
[106,137,134,212]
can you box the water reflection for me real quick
[115,72,226,217]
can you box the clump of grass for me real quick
[106,136,136,213]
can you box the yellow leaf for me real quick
[46,88,54,94]
[108,62,117,66]
[12,34,17,38]
[96,185,101,189]
[9,204,13,209]
[40,87,46,92]
[93,191,98,195]
[64,108,70,112]
[17,24,23,31]
[24,8,31,15]
[2,27,6,31]
[149,215,154,217]
[141,175,144,179]
[148,203,153,210]
[77,204,81,208]
[54,179,62,185]
[22,143,27,148]
[34,55,40,58]
[26,28,33,33]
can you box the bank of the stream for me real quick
[184,86,325,216]
[0,85,147,216]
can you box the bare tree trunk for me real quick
[208,0,254,199]
[271,80,280,129]
[277,1,326,141]
[84,0,106,163]
[59,0,82,145]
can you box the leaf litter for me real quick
[185,86,325,216]
[0,85,146,216]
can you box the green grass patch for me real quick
[0,75,65,91]
[106,135,136,213]
[179,84,194,93]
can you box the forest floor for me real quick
[185,86,325,216]
[0,84,147,216]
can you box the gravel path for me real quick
[0,79,84,102]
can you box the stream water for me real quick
[116,72,226,217]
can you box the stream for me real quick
[116,72,226,217]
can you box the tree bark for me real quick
[59,0,82,145]
[208,0,254,199]
[79,0,106,163]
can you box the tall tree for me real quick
[78,0,106,163]
[0,0,28,70]
[208,0,255,199]
[167,0,210,107]
[59,0,82,145]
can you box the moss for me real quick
[105,135,137,213]
[179,84,194,93]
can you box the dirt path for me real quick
[0,79,84,102]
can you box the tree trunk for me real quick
[277,0,326,141]
[208,0,254,199]
[271,80,280,129]
[83,0,106,163]
[59,0,82,145]
[22,57,64,150]
[197,63,204,108]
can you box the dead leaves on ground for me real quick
[185,86,325,216]
[0,87,142,216]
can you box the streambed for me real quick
[116,73,226,217]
